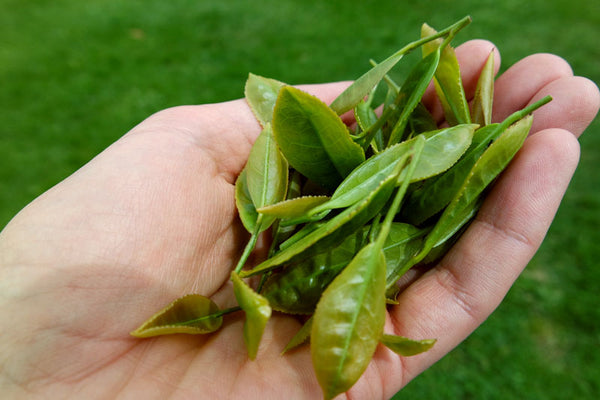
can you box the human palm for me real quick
[0,40,598,399]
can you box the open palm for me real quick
[0,40,598,399]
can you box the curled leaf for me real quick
[231,272,272,360]
[380,334,436,356]
[471,52,495,126]
[235,168,261,233]
[130,294,223,338]
[422,23,471,126]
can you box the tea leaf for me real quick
[408,102,438,135]
[273,86,365,190]
[380,334,436,356]
[386,47,441,146]
[384,224,429,288]
[245,123,289,213]
[235,168,261,233]
[309,125,475,215]
[329,16,471,115]
[262,228,367,314]
[130,294,223,338]
[257,195,330,219]
[414,114,534,267]
[311,241,387,400]
[422,24,471,126]
[471,52,495,126]
[402,123,500,225]
[240,152,408,277]
[231,271,272,360]
[282,316,313,354]
[263,222,426,315]
[245,73,286,126]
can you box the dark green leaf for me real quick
[262,228,367,314]
[408,102,438,134]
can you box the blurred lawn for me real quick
[1,0,598,398]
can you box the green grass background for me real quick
[1,0,598,398]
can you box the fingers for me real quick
[492,53,599,138]
[525,76,600,137]
[492,53,573,122]
[384,128,580,387]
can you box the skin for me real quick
[0,40,598,399]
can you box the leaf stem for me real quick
[234,214,263,274]
[391,16,471,59]
[375,136,425,250]
[500,96,552,129]
[359,103,398,150]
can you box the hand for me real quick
[0,40,598,399]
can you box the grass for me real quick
[1,0,598,398]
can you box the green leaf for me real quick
[245,123,289,215]
[245,73,286,126]
[256,195,330,219]
[471,52,495,126]
[330,51,406,116]
[272,86,365,190]
[231,271,272,360]
[386,47,441,146]
[130,294,223,338]
[282,316,313,354]
[262,228,367,314]
[422,23,471,126]
[354,98,379,134]
[329,16,471,115]
[384,224,429,288]
[234,123,289,272]
[408,102,438,135]
[401,95,551,228]
[235,168,261,233]
[309,125,475,215]
[413,114,534,266]
[402,123,500,225]
[263,222,426,315]
[380,334,436,356]
[240,152,407,277]
[311,241,387,399]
